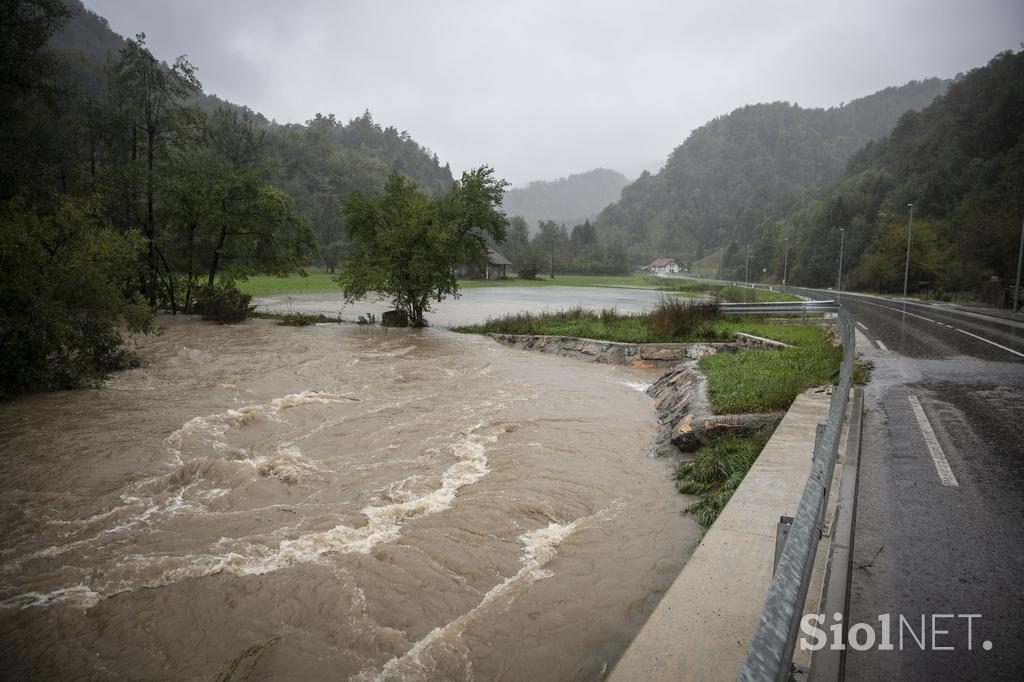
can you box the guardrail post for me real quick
[774,516,794,576]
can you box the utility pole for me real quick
[837,228,845,292]
[745,243,750,285]
[903,203,914,298]
[783,237,789,288]
[1014,216,1024,313]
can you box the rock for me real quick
[685,343,719,359]
[381,309,409,327]
[640,346,686,361]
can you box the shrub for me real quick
[517,267,540,280]
[194,284,254,324]
[0,199,153,397]
[269,313,341,327]
[648,296,720,337]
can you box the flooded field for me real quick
[253,285,669,327]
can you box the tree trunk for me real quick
[155,244,177,314]
[207,224,228,288]
[185,221,196,312]
[146,126,157,307]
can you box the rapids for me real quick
[0,316,699,680]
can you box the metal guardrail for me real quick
[719,300,839,314]
[738,308,855,682]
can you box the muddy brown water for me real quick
[0,316,699,680]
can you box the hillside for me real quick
[595,79,949,263]
[502,168,629,231]
[46,0,454,269]
[767,49,1024,299]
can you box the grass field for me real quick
[453,307,824,346]
[235,272,668,296]
[234,269,806,303]
[235,272,340,296]
[457,274,660,288]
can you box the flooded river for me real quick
[0,312,698,680]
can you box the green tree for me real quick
[502,215,530,265]
[0,196,152,397]
[853,219,941,293]
[337,167,508,326]
[0,0,154,397]
[107,32,201,308]
[536,220,564,278]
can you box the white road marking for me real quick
[856,321,868,333]
[876,339,888,351]
[908,395,959,487]
[954,327,1024,359]
[855,299,1023,359]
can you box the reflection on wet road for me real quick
[798,289,1024,680]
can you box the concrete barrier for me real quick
[609,389,838,681]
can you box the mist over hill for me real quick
[755,49,1024,297]
[502,168,630,231]
[595,78,950,262]
[47,0,454,272]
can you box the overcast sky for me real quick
[85,0,1022,187]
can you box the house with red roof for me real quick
[646,257,681,275]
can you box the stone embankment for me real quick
[489,332,790,457]
[646,364,784,457]
[487,332,787,369]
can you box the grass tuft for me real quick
[674,430,772,528]
[649,295,720,338]
[252,312,344,326]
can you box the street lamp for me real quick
[783,237,789,287]
[903,203,914,298]
[745,243,751,285]
[1014,216,1023,314]
[836,228,845,292]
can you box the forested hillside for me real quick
[595,79,949,264]
[48,0,454,271]
[754,49,1024,301]
[502,168,629,231]
[0,0,457,396]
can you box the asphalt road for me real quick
[799,290,1024,680]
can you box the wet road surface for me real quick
[801,290,1024,680]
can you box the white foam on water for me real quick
[162,390,353,465]
[251,445,327,485]
[618,380,651,393]
[356,516,588,682]
[1,426,504,609]
[226,430,496,576]
[0,584,100,611]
